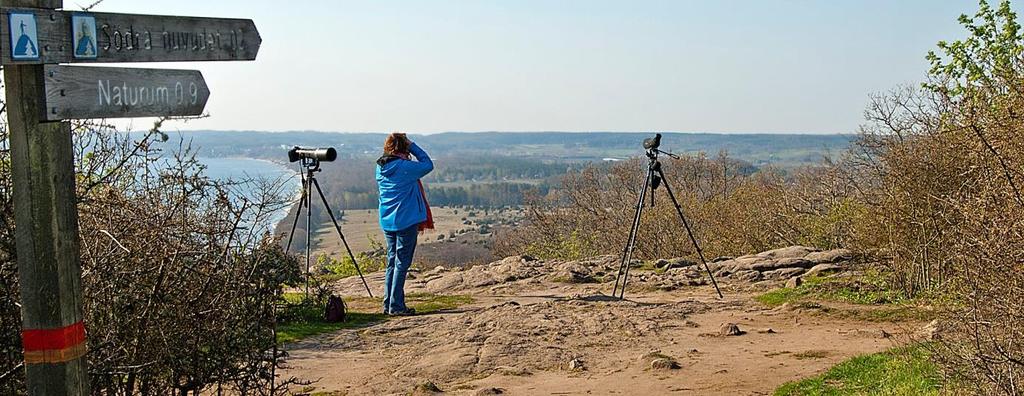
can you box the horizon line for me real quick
[153,129,853,136]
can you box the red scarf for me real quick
[397,152,434,232]
[417,180,435,232]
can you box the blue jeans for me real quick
[383,225,419,313]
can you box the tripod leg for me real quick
[305,178,313,299]
[614,167,652,300]
[312,178,375,298]
[618,173,650,300]
[284,177,307,253]
[655,167,725,299]
[613,195,643,298]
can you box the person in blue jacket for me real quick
[376,133,433,315]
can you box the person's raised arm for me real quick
[403,142,434,179]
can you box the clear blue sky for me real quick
[89,0,992,134]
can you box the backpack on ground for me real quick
[325,295,346,323]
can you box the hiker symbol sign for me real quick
[8,12,39,60]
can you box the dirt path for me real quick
[284,253,915,395]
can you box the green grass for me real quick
[758,286,811,307]
[793,350,831,360]
[277,312,388,344]
[775,345,943,396]
[406,293,474,313]
[276,293,473,344]
[757,273,906,308]
[756,273,934,323]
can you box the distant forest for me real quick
[312,155,565,210]
[171,131,853,168]
[156,131,854,233]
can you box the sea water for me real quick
[199,157,301,236]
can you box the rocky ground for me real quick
[285,246,924,395]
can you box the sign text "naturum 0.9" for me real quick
[44,65,210,120]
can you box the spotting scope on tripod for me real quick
[285,146,374,298]
[613,134,724,300]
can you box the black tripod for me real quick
[285,157,373,298]
[613,135,724,300]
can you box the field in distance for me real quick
[285,205,519,269]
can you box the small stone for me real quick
[428,265,447,274]
[412,381,443,395]
[758,328,777,334]
[475,388,506,395]
[651,358,681,371]
[494,366,531,376]
[569,358,586,371]
[719,323,746,336]
[918,320,943,340]
[786,276,803,289]
[806,263,843,278]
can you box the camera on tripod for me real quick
[288,146,338,163]
[643,133,662,150]
[284,145,373,298]
[613,133,724,300]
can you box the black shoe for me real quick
[389,308,416,317]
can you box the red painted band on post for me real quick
[22,321,86,351]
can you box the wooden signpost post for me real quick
[1,1,261,394]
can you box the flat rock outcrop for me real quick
[333,246,857,296]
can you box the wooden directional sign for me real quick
[0,8,260,64]
[43,65,210,120]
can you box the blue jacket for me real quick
[376,143,434,232]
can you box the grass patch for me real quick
[277,312,387,344]
[776,300,934,324]
[277,293,473,344]
[793,350,831,360]
[408,293,474,313]
[775,345,943,395]
[757,272,909,308]
[758,286,811,307]
[755,271,936,323]
[850,306,935,323]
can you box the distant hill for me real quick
[169,131,853,168]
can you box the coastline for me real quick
[198,156,302,237]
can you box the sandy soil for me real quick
[283,251,917,396]
[309,206,510,256]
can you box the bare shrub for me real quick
[0,105,304,392]
[495,153,860,262]
[843,1,1024,392]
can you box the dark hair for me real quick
[383,133,410,155]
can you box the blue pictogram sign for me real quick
[8,12,39,60]
[71,14,97,59]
